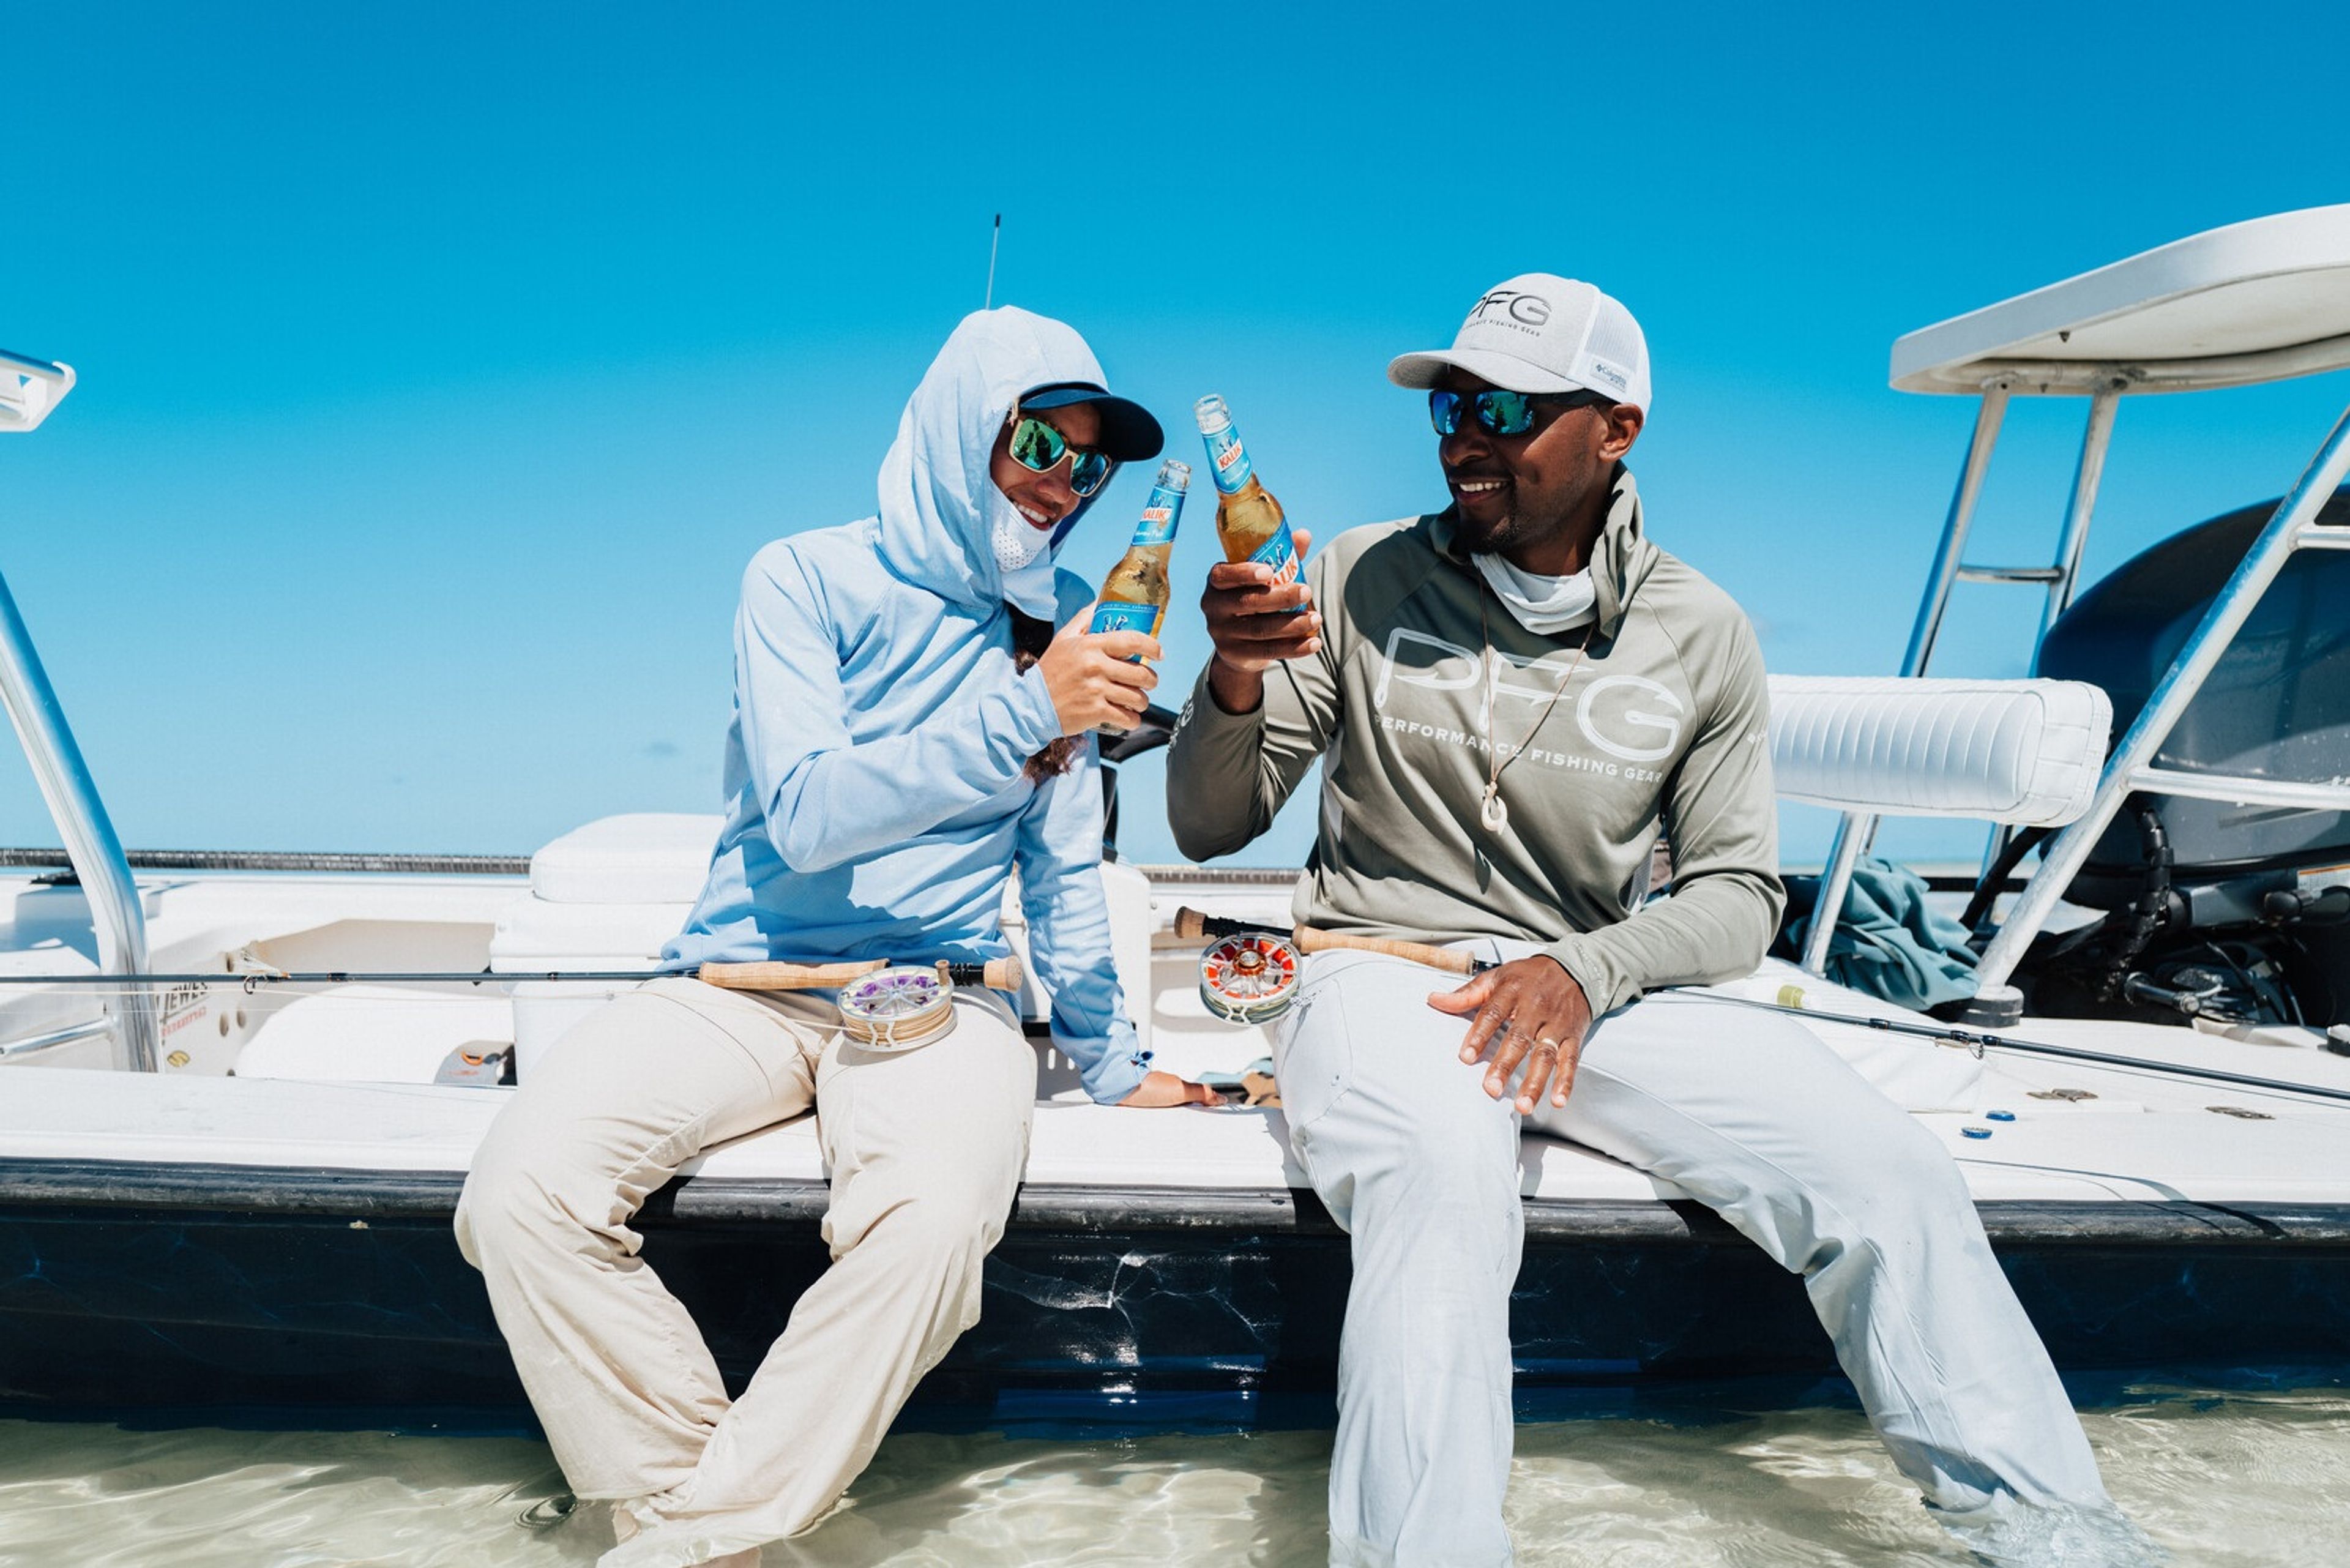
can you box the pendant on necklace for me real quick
[1479,780,1509,833]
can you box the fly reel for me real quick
[1198,930,1304,1025]
[837,965,959,1051]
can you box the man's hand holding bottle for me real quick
[1191,395,1320,713]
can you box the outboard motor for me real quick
[2022,485,2350,1028]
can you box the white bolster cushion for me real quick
[1766,676,2112,827]
[530,812,725,904]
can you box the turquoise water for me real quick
[4,1384,2348,1566]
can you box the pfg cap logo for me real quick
[1388,272,1652,413]
[1469,289,1553,329]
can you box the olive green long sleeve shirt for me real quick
[1164,468,1783,1017]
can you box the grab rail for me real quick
[0,348,157,1070]
[0,1014,114,1061]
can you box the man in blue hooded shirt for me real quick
[457,308,1206,1564]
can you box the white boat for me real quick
[2,209,2348,1426]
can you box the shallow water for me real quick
[4,1385,2347,1566]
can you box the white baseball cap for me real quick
[1387,274,1651,413]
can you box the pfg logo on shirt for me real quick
[1372,629,1685,764]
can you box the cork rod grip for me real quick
[1293,924,1478,974]
[1170,906,1477,975]
[698,959,886,990]
[971,954,1025,993]
[698,954,1026,993]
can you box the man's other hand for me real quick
[1201,529,1320,713]
[1119,1070,1220,1108]
[1037,607,1160,734]
[1425,956,1594,1112]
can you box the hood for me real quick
[1430,463,1661,641]
[873,306,1114,618]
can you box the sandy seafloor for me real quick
[3,1380,2348,1566]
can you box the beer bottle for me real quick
[1089,458,1190,641]
[1194,395,1300,595]
[1087,459,1190,733]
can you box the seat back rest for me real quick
[1766,676,2112,828]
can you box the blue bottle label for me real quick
[1130,481,1185,547]
[1203,424,1253,494]
[1087,599,1159,637]
[1250,525,1299,586]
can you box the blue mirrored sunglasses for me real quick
[1008,414,1115,497]
[1429,388,1610,438]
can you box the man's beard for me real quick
[1455,504,1531,556]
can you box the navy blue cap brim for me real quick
[1020,383,1163,462]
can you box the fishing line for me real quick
[1685,988,2350,1108]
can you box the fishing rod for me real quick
[1176,906,1489,1024]
[983,212,1001,308]
[1695,990,2350,1107]
[1173,906,2350,1106]
[0,955,1024,995]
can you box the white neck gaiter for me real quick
[1473,552,1598,633]
[990,485,1059,613]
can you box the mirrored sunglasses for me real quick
[1008,414,1114,497]
[1428,388,1610,438]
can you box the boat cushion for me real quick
[1767,676,2111,827]
[529,813,723,905]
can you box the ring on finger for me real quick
[1535,1036,1560,1051]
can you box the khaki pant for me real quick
[454,976,1037,1562]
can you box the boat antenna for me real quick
[984,213,1001,308]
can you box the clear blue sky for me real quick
[2,3,2345,868]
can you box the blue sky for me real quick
[2,3,2345,868]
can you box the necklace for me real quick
[1477,583,1588,833]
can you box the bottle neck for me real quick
[1202,420,1255,496]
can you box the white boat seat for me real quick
[1766,675,2111,827]
[527,812,721,904]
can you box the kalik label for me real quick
[1203,424,1253,495]
[1130,482,1185,546]
[1250,525,1299,586]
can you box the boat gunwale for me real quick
[7,1157,2350,1246]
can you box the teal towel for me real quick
[1775,856,1980,1010]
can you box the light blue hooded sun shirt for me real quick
[662,308,1149,1105]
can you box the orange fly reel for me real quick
[1198,930,1304,1025]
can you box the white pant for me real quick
[455,977,1037,1565]
[1275,946,2117,1568]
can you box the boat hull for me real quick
[6,1159,2350,1427]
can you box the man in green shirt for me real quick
[1165,275,2130,1566]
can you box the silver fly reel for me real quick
[1198,930,1304,1025]
[837,965,958,1051]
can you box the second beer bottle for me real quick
[1087,458,1191,733]
[1194,394,1300,599]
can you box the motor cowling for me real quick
[2035,485,2350,909]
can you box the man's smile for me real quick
[1449,472,1513,517]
